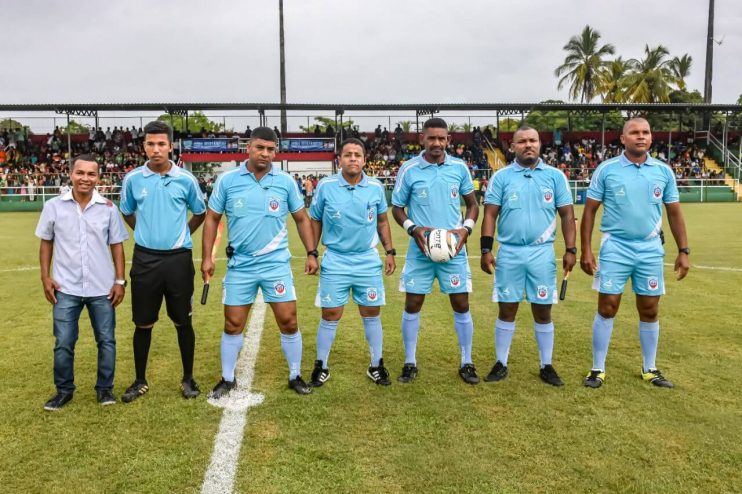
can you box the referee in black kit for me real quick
[118,121,207,402]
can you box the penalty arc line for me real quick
[201,294,268,494]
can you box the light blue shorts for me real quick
[592,234,665,296]
[493,243,557,304]
[315,273,385,308]
[222,262,296,306]
[399,249,472,295]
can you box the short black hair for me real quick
[143,121,173,142]
[71,154,99,172]
[423,117,448,130]
[339,138,366,156]
[250,126,278,143]
[513,125,539,139]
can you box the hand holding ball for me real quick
[425,228,458,263]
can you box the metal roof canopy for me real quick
[1,102,741,114]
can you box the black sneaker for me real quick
[583,369,606,388]
[539,364,564,387]
[459,363,480,384]
[397,363,418,383]
[310,360,330,387]
[367,359,392,386]
[484,361,508,382]
[209,378,236,400]
[641,368,674,388]
[181,378,201,399]
[44,392,73,411]
[121,381,149,403]
[288,375,312,395]
[96,390,116,406]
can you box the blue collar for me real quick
[240,160,277,176]
[619,153,655,167]
[338,171,368,187]
[142,160,181,177]
[512,159,546,173]
[417,150,452,169]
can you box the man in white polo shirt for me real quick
[36,154,129,411]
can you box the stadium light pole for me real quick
[703,0,714,104]
[279,0,287,134]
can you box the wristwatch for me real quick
[678,247,690,255]
[114,279,127,287]
[565,247,577,255]
[481,248,492,255]
[386,248,397,256]
[307,249,319,258]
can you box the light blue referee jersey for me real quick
[309,171,387,277]
[484,159,572,246]
[209,161,304,267]
[587,153,679,241]
[120,161,206,250]
[392,151,473,230]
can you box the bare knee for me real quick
[322,307,344,321]
[531,304,552,325]
[404,294,425,314]
[449,294,470,313]
[498,303,519,322]
[358,306,380,318]
[224,315,245,335]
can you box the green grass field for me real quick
[1,203,741,493]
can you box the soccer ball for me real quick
[425,228,457,263]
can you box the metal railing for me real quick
[696,130,742,180]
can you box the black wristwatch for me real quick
[307,249,319,258]
[481,248,492,255]
[565,247,577,255]
[678,247,690,255]
[385,248,397,256]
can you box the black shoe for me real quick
[539,364,564,387]
[583,369,606,388]
[209,378,236,400]
[121,381,149,403]
[641,368,674,388]
[397,363,418,383]
[484,361,508,382]
[459,363,480,384]
[181,378,201,399]
[44,392,73,411]
[288,375,312,395]
[367,358,392,386]
[310,360,330,387]
[96,390,116,406]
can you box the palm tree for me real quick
[554,26,615,103]
[623,45,674,103]
[448,122,462,132]
[669,54,693,91]
[597,57,633,103]
[396,120,413,132]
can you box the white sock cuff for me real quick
[496,318,515,331]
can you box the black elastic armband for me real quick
[480,236,494,251]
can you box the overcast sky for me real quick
[2,0,740,129]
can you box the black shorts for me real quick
[130,244,195,326]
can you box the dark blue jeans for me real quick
[53,292,116,393]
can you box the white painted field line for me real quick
[201,294,267,494]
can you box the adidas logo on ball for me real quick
[425,228,457,263]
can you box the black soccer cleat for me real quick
[209,378,236,400]
[288,375,312,395]
[459,363,480,385]
[310,360,330,387]
[121,380,149,403]
[96,390,116,406]
[397,363,418,383]
[484,361,508,382]
[367,358,392,386]
[583,369,606,388]
[181,378,201,399]
[44,392,73,411]
[539,364,564,387]
[641,368,674,388]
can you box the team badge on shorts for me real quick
[652,185,662,199]
[367,206,375,222]
[268,197,280,213]
[537,285,548,300]
[273,280,287,296]
[647,277,659,291]
[543,188,554,203]
[450,274,461,288]
[366,287,378,302]
[450,184,459,200]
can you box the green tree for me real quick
[299,116,353,133]
[59,119,91,134]
[157,111,228,133]
[0,118,30,132]
[555,25,615,103]
[499,119,520,132]
[448,122,462,132]
[462,123,473,133]
[598,57,632,103]
[396,120,413,132]
[622,45,674,103]
[669,54,693,91]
